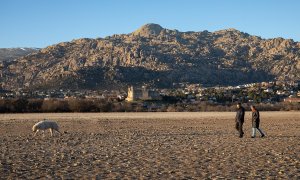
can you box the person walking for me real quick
[251,105,265,138]
[235,102,245,138]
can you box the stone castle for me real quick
[126,86,160,101]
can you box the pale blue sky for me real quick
[0,0,299,48]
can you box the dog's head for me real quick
[32,125,37,132]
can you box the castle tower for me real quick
[126,86,134,101]
[142,86,149,100]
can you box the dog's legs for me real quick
[50,129,53,136]
[42,130,45,137]
[33,130,39,137]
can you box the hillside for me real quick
[0,24,299,90]
[0,48,39,63]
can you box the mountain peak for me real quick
[1,25,299,91]
[132,23,163,37]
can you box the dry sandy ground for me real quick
[0,112,299,179]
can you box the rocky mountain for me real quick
[0,48,39,63]
[0,24,299,90]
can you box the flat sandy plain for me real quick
[0,112,299,179]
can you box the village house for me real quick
[284,97,300,103]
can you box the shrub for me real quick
[41,99,70,112]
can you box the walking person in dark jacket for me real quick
[235,102,245,138]
[251,105,265,138]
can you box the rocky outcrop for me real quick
[132,23,164,37]
[0,24,299,90]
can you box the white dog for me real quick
[32,119,61,137]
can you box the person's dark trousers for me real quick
[235,121,244,137]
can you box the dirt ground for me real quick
[0,112,299,179]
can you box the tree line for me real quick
[0,98,299,113]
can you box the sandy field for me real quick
[0,112,299,179]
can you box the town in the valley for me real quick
[1,80,299,106]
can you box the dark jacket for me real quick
[252,110,260,128]
[236,106,245,123]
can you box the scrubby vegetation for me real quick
[0,98,299,113]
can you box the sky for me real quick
[0,0,299,48]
